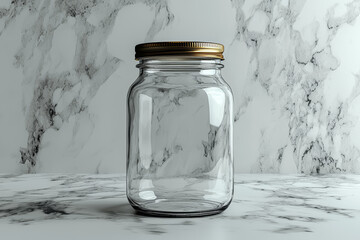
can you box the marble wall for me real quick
[1,0,360,174]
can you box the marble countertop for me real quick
[1,174,360,239]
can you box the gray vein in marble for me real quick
[0,0,175,171]
[231,0,360,173]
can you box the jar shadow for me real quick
[94,201,137,218]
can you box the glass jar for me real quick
[127,42,233,217]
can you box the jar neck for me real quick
[137,58,223,75]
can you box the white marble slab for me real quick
[0,174,360,239]
[1,0,360,174]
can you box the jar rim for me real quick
[135,41,224,60]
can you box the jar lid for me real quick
[135,41,224,60]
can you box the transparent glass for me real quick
[127,58,233,217]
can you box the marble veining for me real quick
[0,0,173,173]
[1,0,360,173]
[230,0,360,174]
[1,174,360,239]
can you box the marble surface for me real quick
[1,0,360,174]
[1,174,360,239]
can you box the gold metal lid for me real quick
[135,41,224,60]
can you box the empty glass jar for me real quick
[127,42,233,217]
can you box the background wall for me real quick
[1,0,360,174]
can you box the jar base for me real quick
[128,198,230,217]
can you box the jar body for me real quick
[127,59,233,217]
